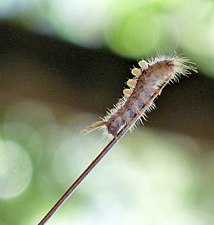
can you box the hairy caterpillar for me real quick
[82,54,196,138]
[38,54,196,225]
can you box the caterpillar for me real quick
[38,54,197,225]
[82,54,196,138]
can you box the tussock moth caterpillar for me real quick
[38,54,196,225]
[82,54,197,138]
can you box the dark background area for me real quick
[1,22,213,140]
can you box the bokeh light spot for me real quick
[106,7,172,58]
[48,0,111,47]
[0,0,36,18]
[0,139,33,199]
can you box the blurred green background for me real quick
[0,0,214,225]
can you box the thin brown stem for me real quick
[38,122,130,224]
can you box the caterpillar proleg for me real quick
[82,54,197,138]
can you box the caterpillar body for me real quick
[82,55,196,138]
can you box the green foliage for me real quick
[0,0,214,77]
